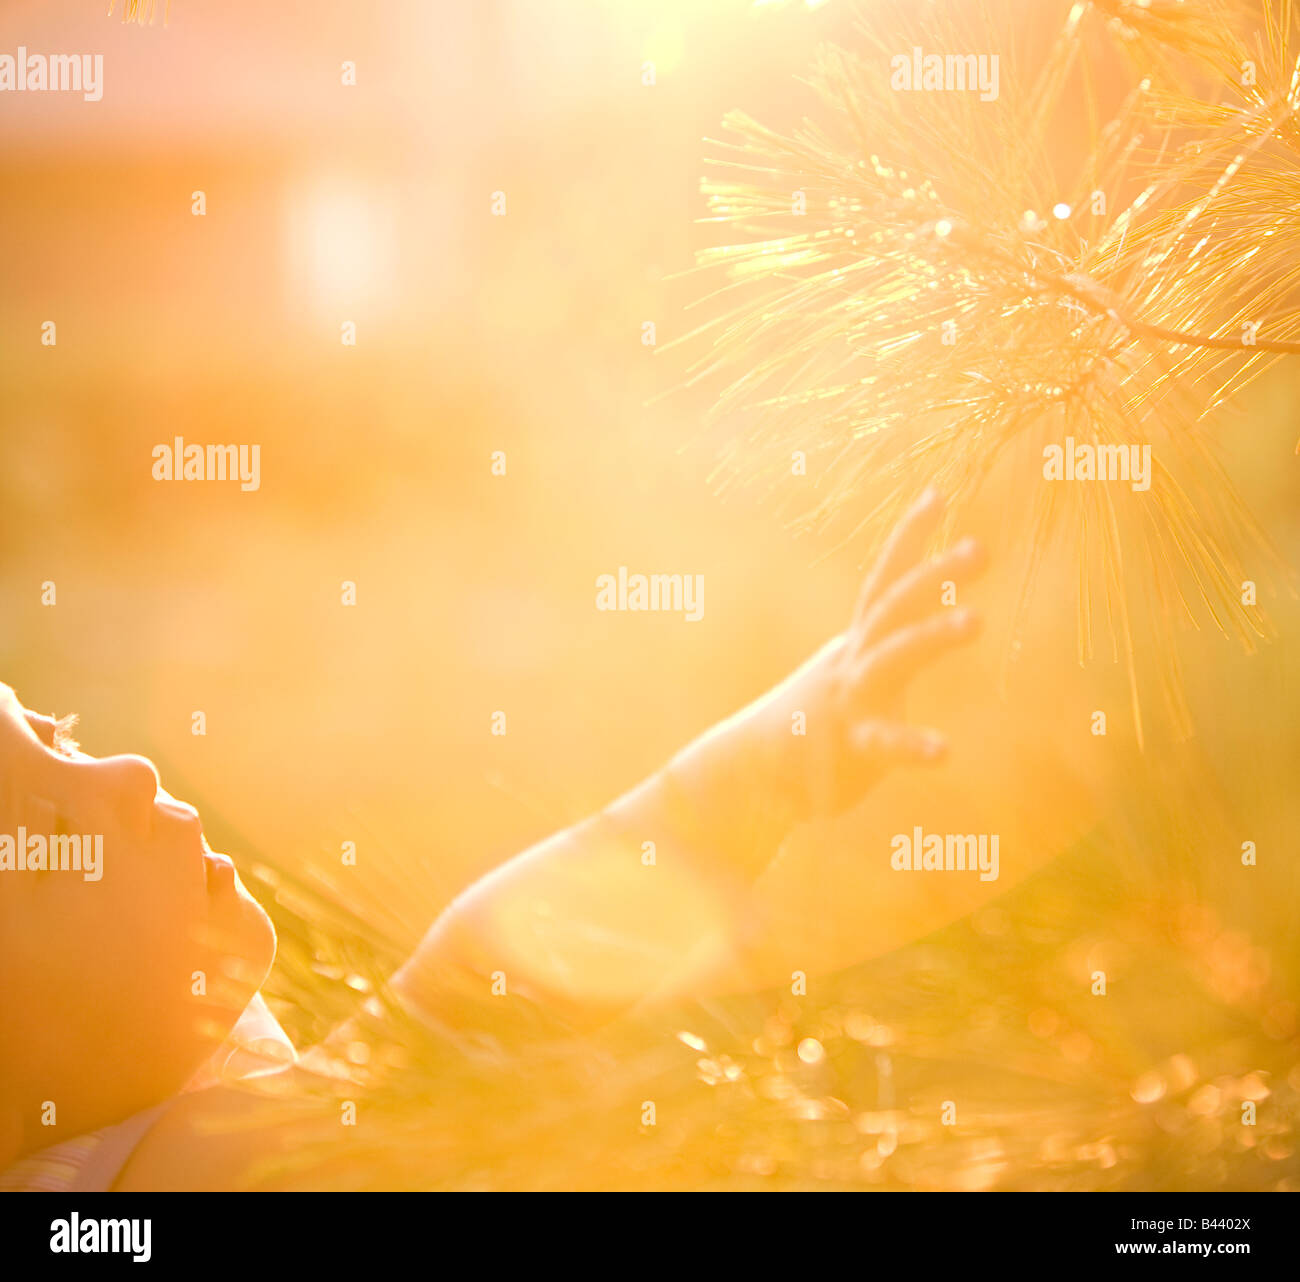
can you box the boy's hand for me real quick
[765,487,985,823]
[400,489,989,1019]
[663,488,987,866]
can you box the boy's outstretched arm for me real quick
[116,492,986,1190]
[392,489,985,1025]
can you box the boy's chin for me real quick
[203,874,277,997]
[231,880,278,985]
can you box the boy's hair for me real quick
[51,714,81,755]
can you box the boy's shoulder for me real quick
[114,1069,366,1191]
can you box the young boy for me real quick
[0,489,984,1190]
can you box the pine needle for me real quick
[683,0,1295,743]
[107,0,171,26]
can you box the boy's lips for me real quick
[156,796,234,895]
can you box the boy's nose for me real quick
[98,753,161,834]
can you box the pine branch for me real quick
[685,0,1295,744]
[107,0,171,25]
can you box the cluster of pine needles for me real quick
[683,0,1300,745]
[107,0,170,27]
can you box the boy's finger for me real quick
[861,536,987,646]
[847,720,948,769]
[851,488,946,631]
[853,607,981,704]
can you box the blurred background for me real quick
[0,0,853,926]
[0,0,1295,1189]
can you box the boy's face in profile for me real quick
[0,685,275,1158]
